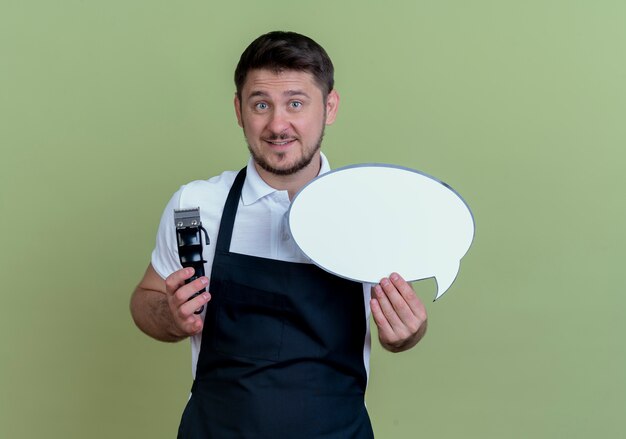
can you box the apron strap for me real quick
[214,167,247,254]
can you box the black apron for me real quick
[177,168,374,438]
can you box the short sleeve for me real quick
[151,187,185,280]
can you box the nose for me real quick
[267,108,290,134]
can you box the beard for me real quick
[246,128,325,176]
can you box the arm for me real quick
[370,272,428,353]
[130,263,212,342]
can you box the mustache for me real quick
[266,132,296,141]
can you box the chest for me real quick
[229,193,309,262]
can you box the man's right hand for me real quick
[164,267,212,337]
[130,264,212,342]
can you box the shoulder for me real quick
[174,169,241,226]
[176,170,239,208]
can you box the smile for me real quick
[266,139,296,146]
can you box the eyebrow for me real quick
[247,90,311,99]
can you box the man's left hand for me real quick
[371,272,427,352]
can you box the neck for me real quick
[254,153,322,200]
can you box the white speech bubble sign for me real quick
[287,164,475,300]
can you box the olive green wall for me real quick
[2,1,625,437]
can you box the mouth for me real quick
[265,139,297,148]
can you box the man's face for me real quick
[235,69,339,176]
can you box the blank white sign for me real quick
[288,164,475,300]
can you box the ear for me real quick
[234,94,243,127]
[324,89,340,125]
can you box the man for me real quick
[131,31,427,438]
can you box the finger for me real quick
[379,277,416,325]
[165,267,196,295]
[178,314,204,336]
[174,293,210,336]
[172,276,209,307]
[370,297,394,338]
[389,273,426,319]
[178,291,211,319]
[373,282,405,330]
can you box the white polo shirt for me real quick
[151,153,372,379]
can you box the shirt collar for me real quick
[241,152,331,206]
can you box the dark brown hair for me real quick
[234,31,335,99]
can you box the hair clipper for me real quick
[174,208,210,314]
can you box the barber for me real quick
[130,31,427,438]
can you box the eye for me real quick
[254,102,269,111]
[289,101,303,109]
